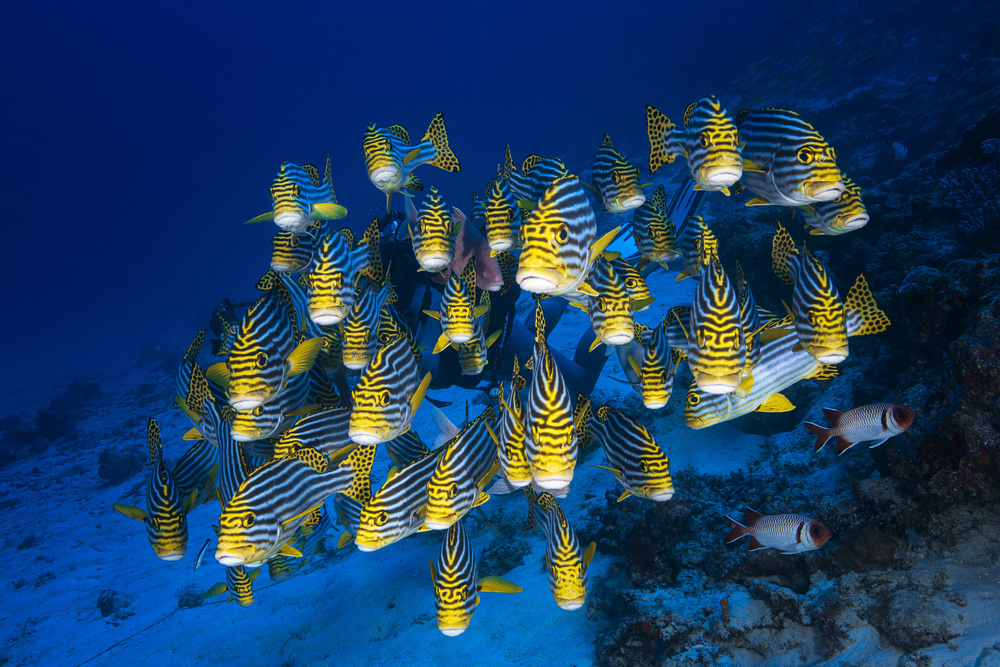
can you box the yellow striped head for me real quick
[586,257,634,346]
[431,521,478,636]
[687,247,745,394]
[793,244,848,363]
[411,187,455,272]
[683,96,743,190]
[348,336,421,445]
[363,123,407,192]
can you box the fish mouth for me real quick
[649,488,675,502]
[803,180,846,201]
[838,213,869,231]
[422,516,457,531]
[309,308,347,326]
[438,624,469,637]
[703,166,742,188]
[230,393,269,411]
[369,166,400,187]
[488,238,515,253]
[154,550,185,562]
[643,398,670,409]
[602,330,635,346]
[650,250,681,264]
[229,429,258,443]
[613,194,646,211]
[695,373,742,395]
[270,261,295,272]
[341,357,370,371]
[811,348,848,365]
[274,211,308,232]
[516,267,564,294]
[461,364,486,376]
[556,596,586,611]
[353,536,383,552]
[216,546,254,567]
[349,428,386,446]
[533,468,575,489]
[417,255,452,272]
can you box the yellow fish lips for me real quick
[642,394,671,410]
[806,344,849,365]
[555,593,587,611]
[422,512,459,531]
[215,545,256,567]
[693,371,742,395]
[352,530,388,552]
[645,485,676,502]
[803,178,846,201]
[532,465,575,490]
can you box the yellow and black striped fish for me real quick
[170,437,219,513]
[627,320,675,409]
[229,362,337,443]
[529,490,596,610]
[410,186,456,273]
[524,302,578,490]
[207,292,324,411]
[204,565,260,607]
[206,401,255,510]
[735,108,845,207]
[304,226,372,326]
[270,220,324,273]
[340,282,393,370]
[215,444,373,568]
[247,156,348,234]
[430,519,522,636]
[454,292,502,376]
[580,256,635,348]
[799,172,869,236]
[582,403,674,502]
[675,215,718,281]
[376,300,422,367]
[686,235,746,394]
[425,258,488,349]
[175,329,206,399]
[734,260,765,379]
[267,509,332,583]
[646,96,742,194]
[484,159,521,254]
[113,419,189,561]
[609,257,655,313]
[363,112,460,212]
[268,406,352,462]
[497,355,531,489]
[591,133,646,212]
[516,175,618,297]
[349,335,432,446]
[630,184,680,267]
[425,406,501,530]
[507,148,570,204]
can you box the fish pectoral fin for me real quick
[409,372,433,414]
[286,337,326,377]
[485,329,502,348]
[674,270,691,282]
[203,583,228,598]
[477,576,523,594]
[576,281,599,297]
[402,147,422,166]
[756,393,795,413]
[735,374,755,396]
[183,427,203,441]
[284,404,320,417]
[245,212,274,224]
[422,309,441,320]
[278,544,304,558]
[472,304,490,319]
[472,491,490,509]
[583,541,597,566]
[113,503,147,521]
[581,181,600,194]
[744,196,772,207]
[616,489,632,503]
[516,199,536,211]
[632,296,656,311]
[590,226,622,259]
[173,395,200,421]
[205,362,230,389]
[588,337,604,353]
[310,202,348,220]
[741,158,766,173]
[181,489,197,513]
[720,187,731,196]
[432,333,452,355]
[337,531,354,549]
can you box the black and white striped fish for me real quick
[675,215,718,281]
[246,156,348,234]
[349,335,432,446]
[410,186,456,273]
[529,490,596,610]
[736,108,845,207]
[646,96,742,194]
[591,133,646,212]
[484,152,522,253]
[340,282,393,370]
[424,258,488,349]
[113,419,189,561]
[630,184,680,267]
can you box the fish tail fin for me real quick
[771,220,799,285]
[804,421,834,452]
[645,105,680,173]
[835,437,858,456]
[422,112,461,172]
[723,516,748,543]
[574,394,594,449]
[146,418,162,466]
[524,486,541,530]
[844,274,890,337]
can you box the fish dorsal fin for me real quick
[650,184,668,213]
[744,508,764,524]
[822,407,845,427]
[771,220,799,285]
[503,142,515,179]
[421,112,461,172]
[293,446,329,473]
[683,101,697,128]
[845,274,890,337]
[386,124,410,145]
[302,163,321,186]
[521,154,543,174]
[146,418,162,466]
[734,108,753,128]
[600,133,613,148]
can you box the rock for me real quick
[935,106,1000,170]
[98,447,142,484]
[176,583,205,610]
[871,589,963,652]
[479,537,530,577]
[97,589,134,620]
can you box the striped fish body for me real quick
[363,113,460,199]
[256,159,347,234]
[175,330,206,399]
[216,445,373,567]
[687,248,746,394]
[638,323,674,409]
[437,262,479,344]
[736,108,845,206]
[411,187,455,273]
[484,173,521,252]
[508,155,570,203]
[349,336,429,446]
[724,510,831,554]
[425,408,500,530]
[583,257,634,346]
[676,215,717,281]
[268,510,332,582]
[588,406,673,501]
[230,365,311,442]
[524,304,578,489]
[171,438,219,512]
[805,403,915,455]
[455,314,495,376]
[646,98,742,193]
[431,519,479,635]
[532,493,592,610]
[272,407,352,461]
[340,284,390,370]
[631,185,680,266]
[354,449,442,551]
[516,176,598,296]
[734,260,763,376]
[800,173,869,235]
[385,430,432,468]
[685,330,831,428]
[204,565,259,606]
[610,258,654,312]
[305,229,370,326]
[270,222,320,273]
[497,366,531,488]
[592,134,645,212]
[377,302,422,367]
[212,405,254,510]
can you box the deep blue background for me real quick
[2,0,805,385]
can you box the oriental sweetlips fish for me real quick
[805,403,915,455]
[798,172,869,236]
[247,156,348,234]
[724,509,831,554]
[735,108,845,207]
[484,158,521,253]
[304,221,377,326]
[363,112,461,212]
[496,356,531,489]
[578,256,635,348]
[424,258,489,349]
[410,187,456,273]
[113,419,189,561]
[675,215,717,281]
[630,184,680,267]
[270,222,322,273]
[204,565,260,607]
[590,133,646,212]
[530,490,596,610]
[340,282,393,370]
[628,320,675,409]
[507,148,570,204]
[610,258,655,312]
[646,96,743,194]
[430,519,522,637]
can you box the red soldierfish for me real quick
[724,509,830,554]
[804,403,915,455]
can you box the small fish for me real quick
[304,222,374,325]
[363,112,461,212]
[340,282,393,370]
[430,519,522,636]
[454,292,502,376]
[590,133,646,212]
[580,402,674,502]
[170,438,220,513]
[578,256,635,348]
[496,356,532,488]
[674,215,717,281]
[425,258,488,348]
[646,96,742,194]
[270,223,321,273]
[724,509,831,554]
[113,419,189,561]
[630,184,680,267]
[507,148,570,204]
[484,156,522,253]
[735,108,845,207]
[410,187,456,273]
[530,490,596,610]
[516,175,618,297]
[798,173,869,236]
[627,320,675,409]
[886,136,907,161]
[204,565,261,607]
[268,509,332,583]
[348,336,432,446]
[247,156,348,233]
[804,404,915,455]
[609,257,655,312]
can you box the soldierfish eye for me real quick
[810,524,823,538]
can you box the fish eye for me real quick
[290,236,299,247]
[291,185,300,198]
[625,278,637,289]
[612,171,621,184]
[379,390,390,407]
[699,133,710,148]
[253,406,264,416]
[810,524,823,538]
[449,483,459,498]
[269,187,277,200]
[555,224,570,245]
[383,138,393,151]
[242,512,256,528]
[893,406,906,420]
[376,511,388,526]
[797,148,814,164]
[638,460,648,473]
[255,352,269,368]
[828,148,837,161]
[687,393,700,405]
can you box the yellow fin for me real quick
[588,337,603,353]
[516,200,537,211]
[616,489,633,503]
[582,181,600,194]
[173,395,199,421]
[742,158,766,173]
[422,309,441,321]
[432,333,452,355]
[745,196,772,207]
[576,281,598,297]
[278,544,303,558]
[674,270,691,282]
[472,491,490,509]
[472,304,490,319]
[310,202,348,220]
[845,274,890,337]
[627,356,642,377]
[337,531,354,549]
[485,329,502,348]
[286,337,325,377]
[245,212,274,225]
[720,187,731,196]
[183,427,203,441]
[477,576,523,594]
[402,147,421,165]
[205,362,230,389]
[736,374,755,396]
[204,582,228,597]
[249,568,261,582]
[410,372,432,415]
[181,489,197,513]
[756,393,795,413]
[583,541,597,566]
[632,296,656,311]
[113,503,146,521]
[590,226,622,259]
[284,404,319,417]
[807,363,841,381]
